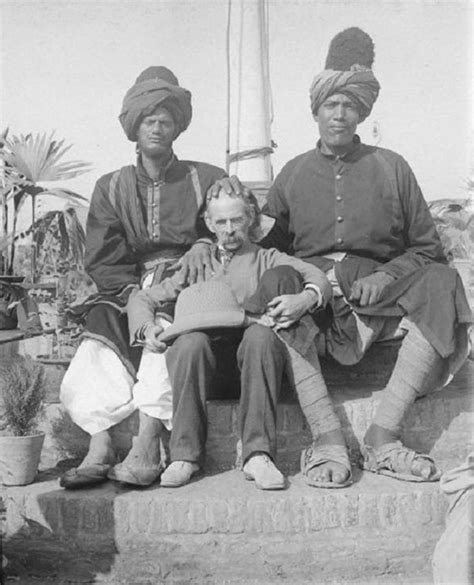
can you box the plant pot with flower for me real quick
[0,355,46,485]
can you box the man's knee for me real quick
[259,266,304,297]
[419,263,459,293]
[86,303,121,324]
[241,324,284,357]
[168,331,212,358]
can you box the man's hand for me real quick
[266,290,316,330]
[207,175,250,199]
[348,272,395,306]
[143,322,167,352]
[174,243,219,285]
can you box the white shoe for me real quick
[243,453,285,490]
[160,461,200,487]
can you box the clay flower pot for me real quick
[0,432,45,486]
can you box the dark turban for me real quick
[119,66,192,142]
[310,65,380,122]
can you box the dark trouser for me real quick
[166,324,286,465]
[84,304,143,378]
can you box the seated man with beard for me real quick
[126,186,352,490]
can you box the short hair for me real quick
[204,186,263,242]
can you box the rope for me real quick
[228,146,274,164]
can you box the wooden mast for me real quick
[226,0,273,198]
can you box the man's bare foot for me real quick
[107,413,165,486]
[79,430,115,468]
[119,412,164,468]
[364,423,437,479]
[304,428,351,485]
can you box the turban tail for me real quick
[119,78,192,141]
[310,69,380,122]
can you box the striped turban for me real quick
[310,65,380,122]
[119,66,192,142]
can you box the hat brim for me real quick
[159,310,245,344]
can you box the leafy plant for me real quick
[32,207,86,282]
[428,198,473,261]
[0,129,91,277]
[0,356,46,436]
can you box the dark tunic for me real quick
[86,154,225,294]
[262,137,446,274]
[75,154,225,377]
[261,138,471,364]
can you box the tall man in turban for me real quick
[60,66,228,489]
[257,28,472,483]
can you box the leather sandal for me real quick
[360,441,441,482]
[300,444,352,488]
[60,463,112,490]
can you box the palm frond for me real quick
[0,127,9,145]
[33,206,86,268]
[63,207,86,263]
[57,213,70,257]
[32,210,59,252]
[0,132,92,184]
[38,188,88,206]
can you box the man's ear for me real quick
[204,212,216,234]
[312,112,319,123]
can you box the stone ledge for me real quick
[3,469,447,540]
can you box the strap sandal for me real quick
[60,463,112,490]
[107,461,164,487]
[300,444,352,488]
[360,441,441,482]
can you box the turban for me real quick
[310,66,380,122]
[119,66,192,142]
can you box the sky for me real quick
[0,0,472,211]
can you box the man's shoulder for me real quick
[95,165,136,190]
[273,150,316,189]
[280,149,315,172]
[360,144,410,169]
[179,160,226,178]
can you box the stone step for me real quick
[4,341,466,584]
[4,469,449,538]
[38,358,473,475]
[4,532,436,585]
[3,468,444,583]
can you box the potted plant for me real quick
[0,355,46,485]
[0,129,91,334]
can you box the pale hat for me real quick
[159,281,246,344]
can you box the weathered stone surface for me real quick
[3,469,448,542]
[4,526,438,584]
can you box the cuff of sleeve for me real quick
[132,323,149,347]
[304,284,323,310]
[373,264,400,279]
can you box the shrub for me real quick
[0,356,45,436]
